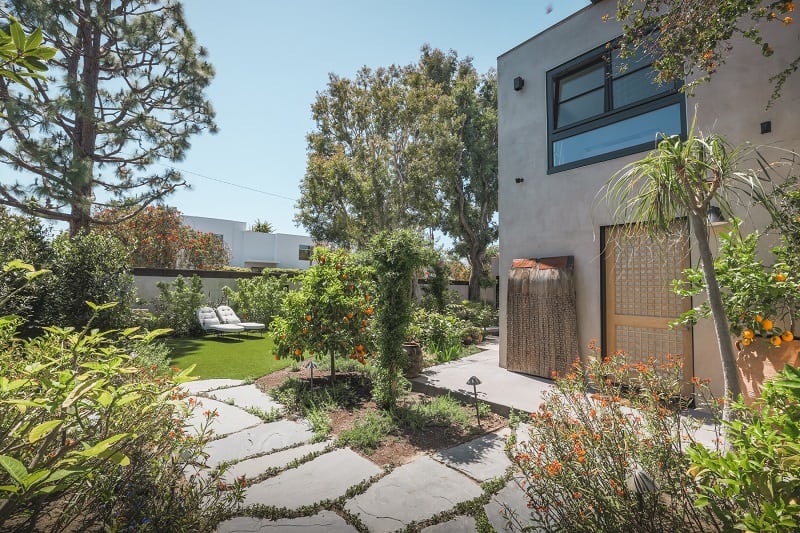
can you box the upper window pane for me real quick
[613,68,669,108]
[558,62,605,101]
[557,87,604,128]
[611,47,651,77]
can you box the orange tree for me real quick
[269,247,374,380]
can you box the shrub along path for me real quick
[181,379,533,532]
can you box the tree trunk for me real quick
[689,211,740,421]
[329,352,336,383]
[467,249,484,302]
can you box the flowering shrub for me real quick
[270,247,374,378]
[507,344,721,532]
[94,205,229,269]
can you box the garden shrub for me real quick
[421,260,450,312]
[411,307,466,360]
[687,364,800,532]
[368,230,432,409]
[153,275,206,336]
[508,344,720,532]
[446,300,498,329]
[270,247,374,379]
[0,271,243,531]
[0,208,53,333]
[45,231,136,331]
[222,273,291,326]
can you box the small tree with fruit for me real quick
[270,247,373,380]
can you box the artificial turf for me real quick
[166,333,293,380]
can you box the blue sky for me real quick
[170,0,590,234]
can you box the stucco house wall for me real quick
[498,0,800,395]
[182,215,314,270]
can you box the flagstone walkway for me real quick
[181,378,534,532]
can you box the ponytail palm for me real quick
[601,124,762,421]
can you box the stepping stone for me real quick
[204,420,314,469]
[180,378,244,395]
[185,397,262,438]
[421,516,477,532]
[242,448,381,509]
[206,384,284,412]
[434,428,511,482]
[345,456,482,532]
[222,441,330,483]
[484,478,538,532]
[216,511,357,533]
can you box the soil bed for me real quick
[256,368,507,466]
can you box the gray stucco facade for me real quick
[497,0,800,395]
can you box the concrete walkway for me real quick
[181,375,535,532]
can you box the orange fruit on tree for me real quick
[775,273,786,282]
[771,335,782,347]
[305,314,312,322]
[361,319,368,327]
[755,314,764,323]
[782,330,794,342]
[365,306,374,316]
[294,348,302,356]
[347,312,354,319]
[356,344,364,353]
[761,318,774,331]
[740,337,752,347]
[742,329,755,339]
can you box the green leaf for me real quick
[24,27,42,50]
[0,455,28,485]
[85,301,118,312]
[78,433,131,458]
[28,419,62,443]
[61,379,103,409]
[96,449,130,466]
[9,20,25,50]
[22,469,51,490]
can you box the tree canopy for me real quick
[0,0,216,236]
[616,0,798,103]
[296,46,497,300]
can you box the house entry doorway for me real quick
[602,223,693,394]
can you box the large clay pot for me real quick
[402,341,424,378]
[737,337,800,406]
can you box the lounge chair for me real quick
[215,305,265,335]
[197,306,245,336]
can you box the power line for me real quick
[158,163,298,202]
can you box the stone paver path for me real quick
[182,378,534,532]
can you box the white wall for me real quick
[497,0,800,395]
[182,215,314,270]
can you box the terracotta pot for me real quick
[402,341,424,378]
[736,337,800,406]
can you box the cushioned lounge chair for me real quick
[197,306,245,336]
[215,305,265,335]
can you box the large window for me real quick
[547,41,685,172]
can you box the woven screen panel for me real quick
[507,257,579,378]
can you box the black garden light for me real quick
[466,375,482,428]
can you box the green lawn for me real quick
[166,333,293,380]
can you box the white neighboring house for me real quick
[182,215,314,271]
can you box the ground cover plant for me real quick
[167,334,291,380]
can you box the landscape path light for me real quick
[304,359,319,389]
[466,375,482,428]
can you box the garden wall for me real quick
[134,268,497,309]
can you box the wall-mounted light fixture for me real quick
[515,177,524,184]
[761,121,772,134]
[513,76,524,91]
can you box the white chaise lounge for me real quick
[197,306,245,336]
[215,305,265,335]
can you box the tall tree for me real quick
[418,46,498,301]
[0,1,216,236]
[616,0,798,103]
[296,63,450,248]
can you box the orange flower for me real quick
[783,15,793,24]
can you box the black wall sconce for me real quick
[513,76,524,91]
[761,121,771,134]
[515,177,524,184]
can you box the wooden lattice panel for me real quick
[603,223,693,392]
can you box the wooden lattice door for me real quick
[603,224,693,392]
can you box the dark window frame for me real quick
[546,40,686,173]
